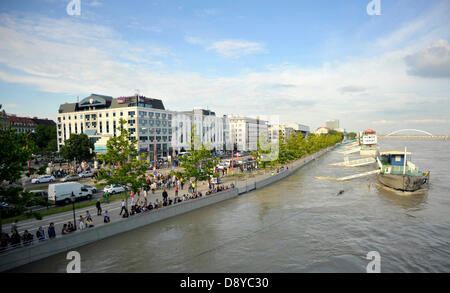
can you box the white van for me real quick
[48,182,92,205]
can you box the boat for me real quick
[376,148,430,192]
[359,129,379,156]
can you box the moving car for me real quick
[48,182,92,205]
[31,175,55,184]
[62,174,81,182]
[103,185,126,194]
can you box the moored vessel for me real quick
[376,148,430,192]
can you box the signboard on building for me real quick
[362,134,377,145]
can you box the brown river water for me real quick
[11,138,450,272]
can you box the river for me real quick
[11,138,450,272]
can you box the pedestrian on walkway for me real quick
[104,190,110,203]
[79,215,85,230]
[104,210,110,223]
[174,185,178,196]
[119,199,126,215]
[162,188,168,202]
[96,200,102,216]
[11,219,18,231]
[36,227,46,241]
[48,223,56,239]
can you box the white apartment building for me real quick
[57,94,174,159]
[171,109,230,153]
[229,116,268,152]
[326,120,339,130]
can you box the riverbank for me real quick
[0,145,336,272]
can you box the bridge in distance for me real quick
[376,129,449,140]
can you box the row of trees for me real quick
[252,130,343,169]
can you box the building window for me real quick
[162,113,166,119]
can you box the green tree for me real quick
[347,132,357,140]
[178,126,218,193]
[96,119,149,206]
[31,125,57,154]
[251,132,277,170]
[0,128,47,232]
[59,133,94,163]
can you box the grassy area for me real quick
[25,185,50,191]
[2,192,128,224]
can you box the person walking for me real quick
[174,185,178,197]
[119,199,126,215]
[96,200,102,216]
[162,188,168,203]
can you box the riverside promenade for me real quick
[0,145,336,272]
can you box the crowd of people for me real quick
[1,222,57,252]
[1,175,235,253]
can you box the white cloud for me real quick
[405,39,450,78]
[0,12,449,133]
[86,1,102,7]
[207,40,265,58]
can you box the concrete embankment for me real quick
[0,145,336,272]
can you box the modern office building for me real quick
[229,116,269,152]
[57,94,174,160]
[326,120,339,130]
[284,122,310,137]
[172,109,230,154]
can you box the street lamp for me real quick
[26,130,35,169]
[71,192,77,231]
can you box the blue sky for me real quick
[0,0,449,133]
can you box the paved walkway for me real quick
[2,152,321,244]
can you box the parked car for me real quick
[48,182,92,205]
[31,175,55,184]
[79,171,93,178]
[61,174,81,182]
[103,185,125,194]
[82,184,97,194]
[30,190,48,199]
